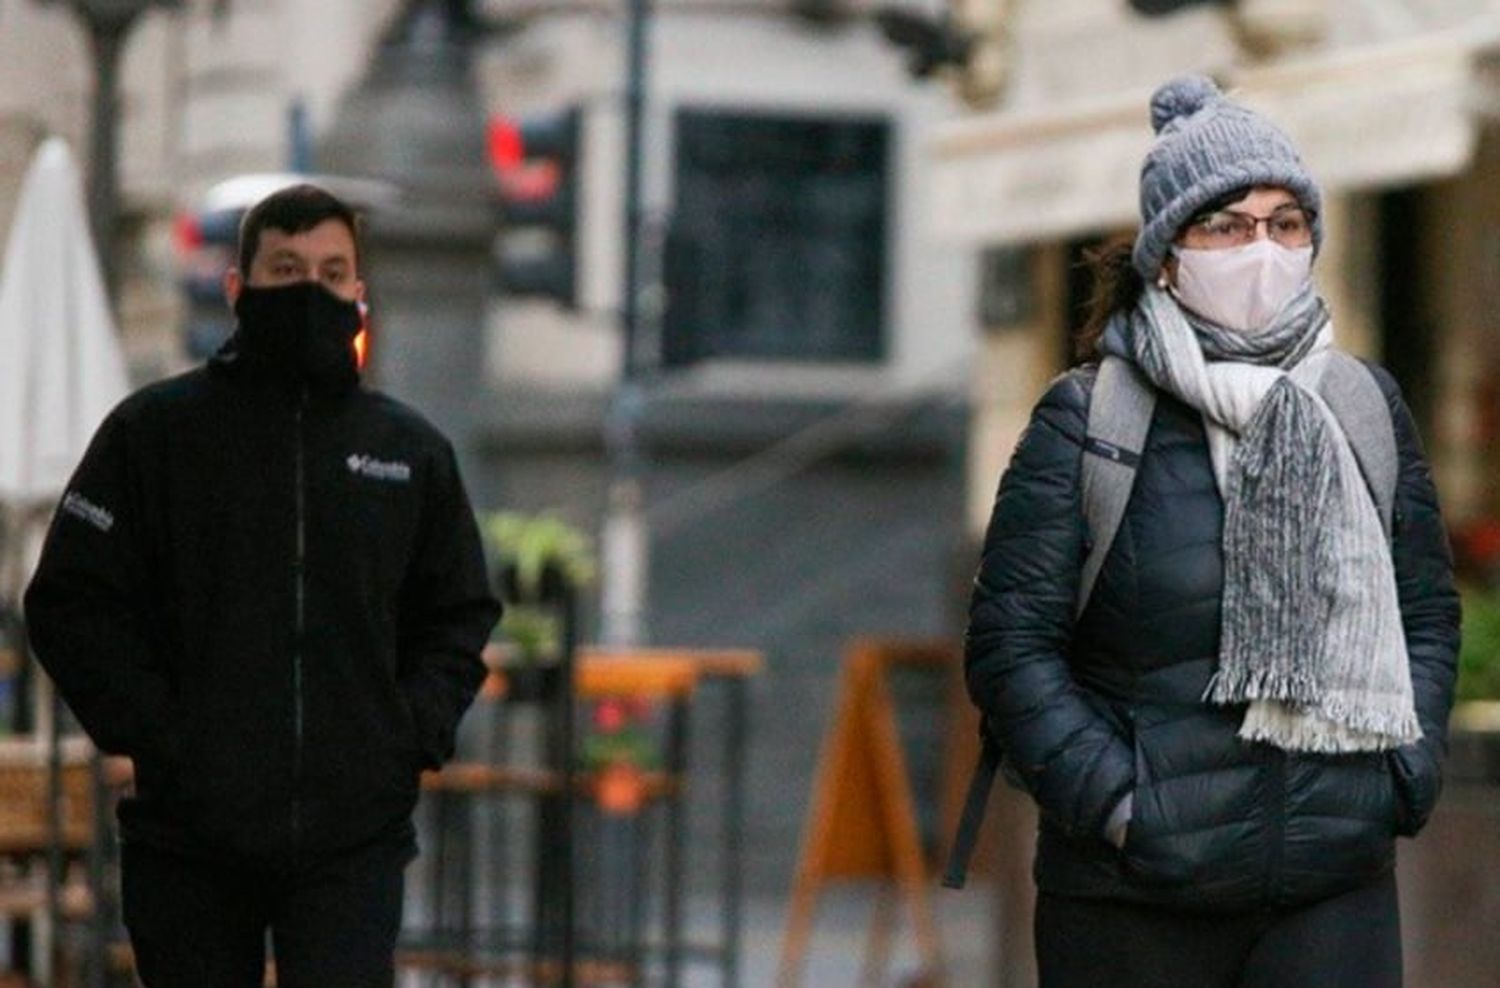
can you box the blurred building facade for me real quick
[0,0,976,892]
[0,0,406,377]
[464,3,975,892]
[7,0,1498,955]
[932,0,1500,541]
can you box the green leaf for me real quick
[1459,588,1500,702]
[479,511,597,597]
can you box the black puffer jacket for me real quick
[965,361,1460,911]
[26,347,501,867]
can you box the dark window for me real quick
[976,245,1034,330]
[1378,186,1435,436]
[663,110,889,366]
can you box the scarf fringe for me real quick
[1204,666,1321,707]
[1123,285,1419,755]
[1239,699,1422,754]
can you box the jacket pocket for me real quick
[1387,746,1437,837]
[1120,727,1212,888]
[1383,752,1402,834]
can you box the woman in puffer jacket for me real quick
[965,75,1460,987]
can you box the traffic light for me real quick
[489,106,582,308]
[173,201,240,360]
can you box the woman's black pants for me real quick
[1035,873,1402,988]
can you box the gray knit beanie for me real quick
[1132,75,1323,279]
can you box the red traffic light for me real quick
[490,106,582,308]
[489,114,565,202]
[487,116,525,174]
[172,210,204,258]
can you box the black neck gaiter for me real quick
[230,282,362,390]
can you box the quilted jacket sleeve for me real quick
[1371,365,1461,836]
[965,369,1134,841]
[24,409,176,764]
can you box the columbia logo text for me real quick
[346,454,412,483]
[62,491,115,532]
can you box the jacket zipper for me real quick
[292,390,308,854]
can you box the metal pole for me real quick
[662,696,688,988]
[622,0,648,381]
[86,754,109,988]
[79,6,139,308]
[66,8,158,977]
[721,678,748,988]
[44,680,63,986]
[600,0,653,648]
[558,583,578,988]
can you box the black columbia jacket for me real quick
[966,362,1460,910]
[25,338,501,866]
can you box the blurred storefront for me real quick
[2,0,982,897]
[928,0,1500,538]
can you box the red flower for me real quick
[593,699,628,733]
[1464,521,1500,565]
[596,762,646,816]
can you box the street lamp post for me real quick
[600,0,654,649]
[39,0,182,305]
[29,6,179,985]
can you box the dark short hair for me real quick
[237,183,362,275]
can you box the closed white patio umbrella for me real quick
[0,135,128,604]
[0,135,129,985]
[0,135,128,551]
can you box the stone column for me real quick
[319,0,495,469]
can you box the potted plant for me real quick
[581,697,659,817]
[479,512,596,702]
[1451,577,1500,783]
[1452,518,1500,748]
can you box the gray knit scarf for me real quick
[1106,281,1419,753]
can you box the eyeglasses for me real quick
[1178,205,1316,250]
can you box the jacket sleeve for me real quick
[397,441,503,769]
[1374,367,1461,836]
[23,411,176,764]
[965,369,1134,841]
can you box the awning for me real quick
[929,28,1500,247]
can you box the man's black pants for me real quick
[1036,872,1402,988]
[121,834,413,988]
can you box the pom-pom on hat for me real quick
[1132,74,1322,279]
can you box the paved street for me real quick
[705,886,994,988]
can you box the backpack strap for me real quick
[1306,351,1398,537]
[945,358,1157,890]
[942,729,1002,889]
[1078,356,1157,617]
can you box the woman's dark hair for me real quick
[237,183,362,275]
[1074,236,1144,363]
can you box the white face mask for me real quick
[1168,240,1314,334]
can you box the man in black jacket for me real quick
[25,184,502,986]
